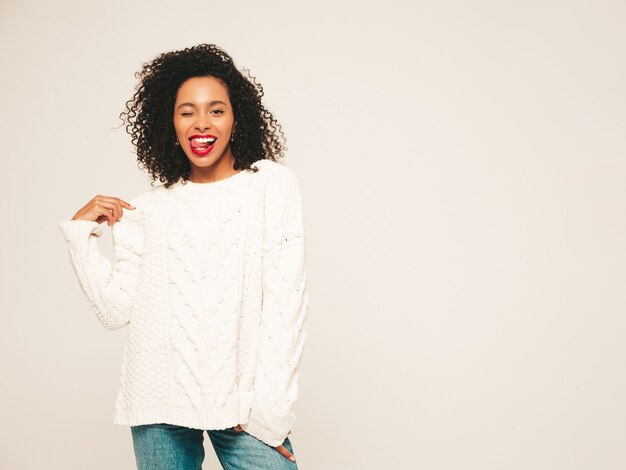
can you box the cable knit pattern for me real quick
[57,159,309,447]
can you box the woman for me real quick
[58,43,309,469]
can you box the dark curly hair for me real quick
[118,43,287,188]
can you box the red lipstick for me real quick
[188,134,217,156]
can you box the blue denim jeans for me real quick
[131,423,298,469]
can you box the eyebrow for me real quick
[176,100,227,109]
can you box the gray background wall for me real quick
[1,0,625,468]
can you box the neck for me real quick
[188,154,240,183]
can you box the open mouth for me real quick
[189,136,217,150]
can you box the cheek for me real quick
[172,117,185,134]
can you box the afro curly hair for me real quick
[118,43,287,188]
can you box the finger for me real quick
[274,444,296,463]
[92,195,135,210]
[94,196,135,222]
[93,201,118,226]
[112,200,122,222]
[119,199,135,210]
[94,198,127,223]
[93,203,113,226]
[116,200,123,221]
[94,197,120,223]
[114,197,136,214]
[98,198,123,225]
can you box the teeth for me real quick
[192,137,216,143]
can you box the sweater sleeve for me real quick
[241,167,310,447]
[57,200,144,331]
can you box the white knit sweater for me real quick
[58,159,309,447]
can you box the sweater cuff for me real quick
[58,219,103,244]
[241,415,290,448]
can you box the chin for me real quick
[187,150,224,167]
[192,155,218,164]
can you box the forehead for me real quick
[175,76,230,103]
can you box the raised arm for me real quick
[242,167,310,447]
[58,198,144,331]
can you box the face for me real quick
[173,76,235,171]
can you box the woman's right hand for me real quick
[70,195,135,226]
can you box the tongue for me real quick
[193,140,210,149]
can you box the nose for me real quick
[194,113,212,131]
